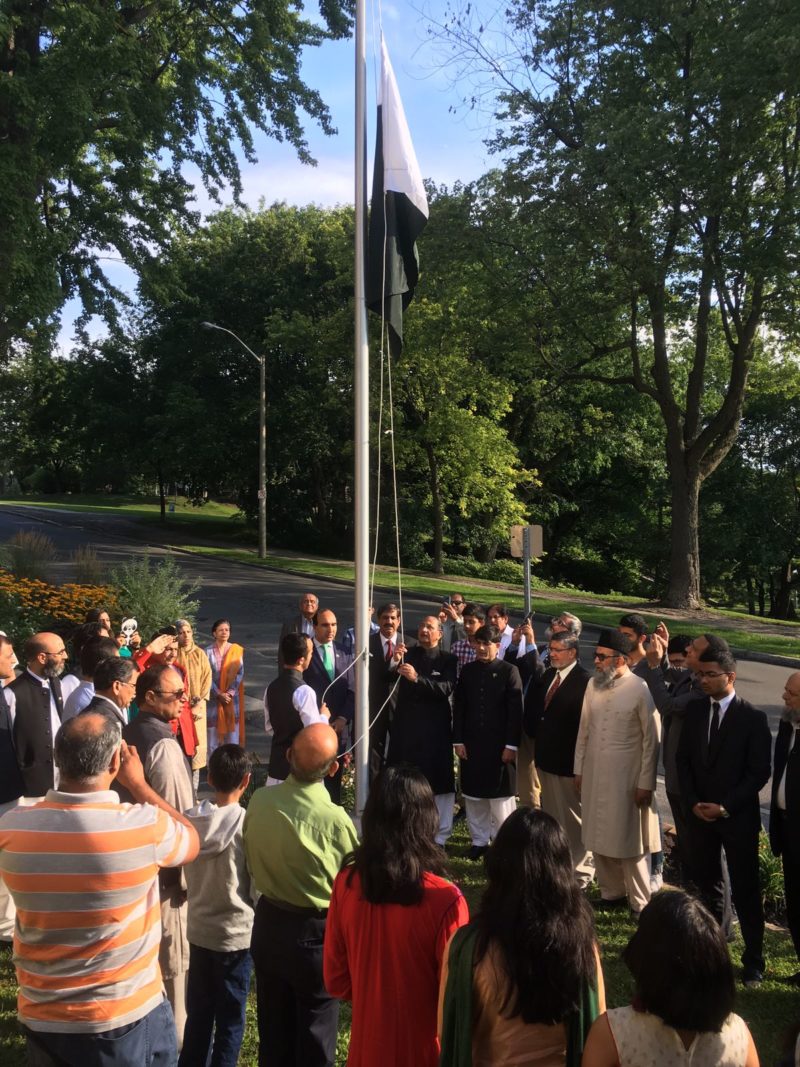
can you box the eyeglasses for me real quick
[45,649,68,657]
[451,600,465,607]
[696,671,729,679]
[593,652,619,661]
[154,689,185,701]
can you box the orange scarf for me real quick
[215,642,245,746]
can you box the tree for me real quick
[438,0,800,607]
[0,0,351,358]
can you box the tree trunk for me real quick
[746,575,755,617]
[772,561,795,619]
[662,464,702,609]
[758,580,765,617]
[158,467,166,523]
[424,443,444,574]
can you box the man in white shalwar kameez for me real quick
[574,628,660,915]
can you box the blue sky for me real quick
[57,0,499,351]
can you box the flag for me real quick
[366,38,429,356]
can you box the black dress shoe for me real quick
[467,845,488,861]
[742,968,763,988]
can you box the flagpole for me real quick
[353,0,370,819]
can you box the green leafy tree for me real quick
[438,0,800,607]
[111,555,200,638]
[0,0,351,357]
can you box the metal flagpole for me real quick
[353,0,370,819]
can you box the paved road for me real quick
[0,504,793,818]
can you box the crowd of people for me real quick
[0,590,797,1066]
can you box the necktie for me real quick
[50,675,64,721]
[709,701,721,744]
[385,640,394,663]
[322,643,335,681]
[544,672,561,709]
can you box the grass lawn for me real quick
[0,814,797,1065]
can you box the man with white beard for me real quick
[574,629,661,915]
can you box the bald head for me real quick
[55,712,122,787]
[24,631,68,679]
[783,672,800,724]
[287,724,340,783]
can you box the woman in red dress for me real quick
[324,765,469,1067]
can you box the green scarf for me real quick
[438,925,599,1067]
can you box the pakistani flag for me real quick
[366,38,429,357]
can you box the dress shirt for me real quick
[546,659,578,692]
[263,683,326,735]
[301,618,314,637]
[380,634,398,660]
[63,681,95,721]
[498,624,514,658]
[243,776,359,910]
[708,690,736,741]
[777,726,798,811]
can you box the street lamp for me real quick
[201,321,267,559]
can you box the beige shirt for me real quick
[574,669,660,858]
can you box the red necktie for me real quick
[544,673,561,709]
[385,640,394,663]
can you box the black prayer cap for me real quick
[596,629,632,655]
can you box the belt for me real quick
[260,896,328,919]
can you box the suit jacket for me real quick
[523,663,591,777]
[676,694,771,833]
[83,693,127,727]
[387,645,457,794]
[770,719,800,856]
[504,645,545,688]
[304,643,355,725]
[453,658,523,798]
[0,684,25,804]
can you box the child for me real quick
[180,745,254,1067]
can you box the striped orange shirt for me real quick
[0,789,192,1033]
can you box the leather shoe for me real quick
[742,969,763,988]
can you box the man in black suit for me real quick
[367,602,405,772]
[81,656,140,727]
[524,631,593,888]
[304,609,354,803]
[387,615,458,844]
[0,635,25,942]
[676,650,772,986]
[770,671,800,980]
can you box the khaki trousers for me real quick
[538,769,595,889]
[594,852,651,914]
[517,733,542,808]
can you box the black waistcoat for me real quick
[9,671,60,797]
[266,669,307,781]
[119,712,188,802]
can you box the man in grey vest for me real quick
[122,663,194,1047]
[264,634,329,785]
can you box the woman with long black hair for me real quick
[324,765,468,1067]
[439,807,604,1066]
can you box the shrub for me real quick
[759,829,786,921]
[111,554,200,640]
[4,530,57,581]
[71,545,106,586]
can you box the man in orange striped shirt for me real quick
[0,712,199,1066]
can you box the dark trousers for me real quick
[684,813,764,972]
[179,944,252,1067]
[251,897,338,1067]
[775,810,800,961]
[24,999,176,1067]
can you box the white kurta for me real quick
[574,669,660,859]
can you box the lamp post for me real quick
[201,321,267,559]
